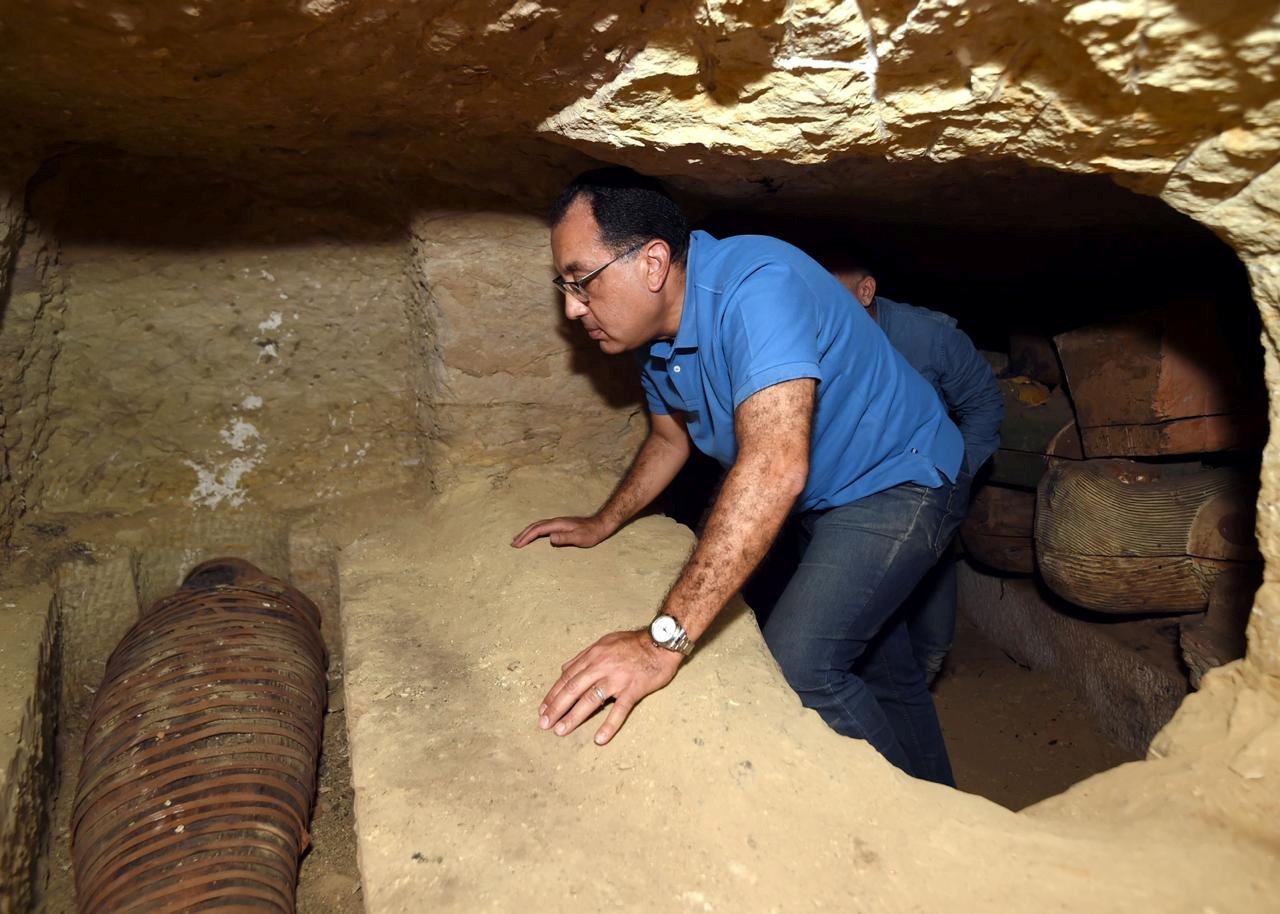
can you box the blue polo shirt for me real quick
[638,231,964,513]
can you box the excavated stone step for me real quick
[337,468,1278,914]
[956,559,1188,755]
[0,585,59,914]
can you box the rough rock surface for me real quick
[0,167,61,548]
[412,210,644,479]
[339,469,1279,913]
[0,585,58,914]
[30,160,425,516]
[0,170,25,547]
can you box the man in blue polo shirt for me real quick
[512,168,966,785]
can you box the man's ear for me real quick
[644,239,672,292]
[857,274,877,306]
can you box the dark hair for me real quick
[822,250,876,278]
[549,166,690,265]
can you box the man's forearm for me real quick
[659,447,803,642]
[596,428,689,533]
[659,380,812,642]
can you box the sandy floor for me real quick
[281,571,1142,914]
[333,468,1280,913]
[28,472,1274,912]
[934,614,1139,810]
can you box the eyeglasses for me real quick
[553,241,646,304]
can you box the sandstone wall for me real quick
[0,584,59,914]
[32,163,426,517]
[0,168,26,546]
[0,2,1276,674]
[0,167,63,548]
[411,210,645,480]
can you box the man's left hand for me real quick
[538,629,683,745]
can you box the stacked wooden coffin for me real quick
[960,301,1263,685]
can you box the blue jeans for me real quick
[902,557,957,686]
[902,471,970,685]
[760,477,967,785]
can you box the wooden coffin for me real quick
[960,484,1036,574]
[1035,458,1260,614]
[987,376,1083,489]
[1054,302,1266,458]
[1008,332,1062,388]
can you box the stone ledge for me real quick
[957,559,1189,755]
[337,467,1277,913]
[0,584,59,914]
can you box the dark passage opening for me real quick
[656,161,1264,809]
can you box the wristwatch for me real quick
[649,612,694,656]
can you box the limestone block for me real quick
[288,528,342,638]
[412,210,645,478]
[35,173,423,514]
[338,469,1276,913]
[0,218,62,548]
[0,585,59,914]
[111,514,290,610]
[53,549,140,703]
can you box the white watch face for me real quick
[651,614,678,642]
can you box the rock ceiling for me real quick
[2,0,1277,230]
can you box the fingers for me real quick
[538,656,587,720]
[511,517,597,548]
[538,630,681,745]
[511,517,565,548]
[547,520,599,548]
[593,695,636,746]
[539,663,604,732]
[546,680,612,738]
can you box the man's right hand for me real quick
[511,515,612,549]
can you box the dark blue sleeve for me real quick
[935,324,1003,473]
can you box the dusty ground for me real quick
[935,614,1140,810]
[20,473,1263,912]
[335,467,1279,913]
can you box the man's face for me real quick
[550,199,660,354]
